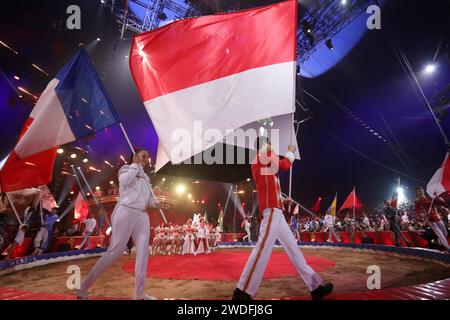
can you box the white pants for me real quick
[243,228,251,241]
[237,208,323,296]
[79,231,92,250]
[429,220,449,250]
[327,227,341,242]
[80,204,150,298]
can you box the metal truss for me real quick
[104,0,376,64]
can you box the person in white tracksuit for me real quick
[77,148,159,300]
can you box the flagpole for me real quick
[39,197,44,225]
[118,122,168,224]
[353,186,356,220]
[288,0,298,210]
[76,167,111,228]
[5,192,23,225]
[281,192,318,219]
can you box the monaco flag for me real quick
[0,49,119,192]
[130,0,298,167]
[426,153,450,196]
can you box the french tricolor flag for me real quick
[130,0,298,167]
[0,49,119,192]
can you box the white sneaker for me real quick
[76,290,88,300]
[134,294,157,300]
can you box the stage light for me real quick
[424,64,436,74]
[104,160,113,168]
[188,194,192,199]
[57,148,64,154]
[100,0,105,3]
[110,180,114,185]
[70,153,77,159]
[32,64,49,76]
[86,192,91,196]
[83,158,88,163]
[97,37,101,41]
[201,200,205,204]
[162,178,166,182]
[106,227,112,235]
[14,75,20,80]
[217,203,221,206]
[120,155,127,164]
[125,55,129,59]
[176,184,186,194]
[325,39,334,50]
[192,200,195,203]
[18,86,38,99]
[246,178,251,182]
[341,0,347,5]
[70,191,75,195]
[96,186,100,190]
[397,187,406,205]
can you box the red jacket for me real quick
[252,150,295,213]
[414,196,446,223]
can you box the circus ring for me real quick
[0,243,449,300]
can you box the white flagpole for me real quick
[5,192,23,225]
[353,186,356,220]
[39,197,44,225]
[288,2,298,209]
[118,122,168,224]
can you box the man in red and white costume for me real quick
[233,137,333,300]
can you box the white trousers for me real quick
[80,204,150,298]
[237,208,323,296]
[429,220,449,250]
[327,227,341,242]
[79,231,92,250]
[243,228,251,241]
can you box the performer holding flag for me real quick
[232,137,333,300]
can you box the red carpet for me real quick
[121,250,335,280]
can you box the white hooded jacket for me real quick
[117,163,158,211]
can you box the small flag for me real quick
[327,193,337,217]
[74,192,89,221]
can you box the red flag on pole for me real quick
[74,192,89,221]
[339,189,362,212]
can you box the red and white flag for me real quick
[74,192,89,221]
[130,1,298,167]
[427,153,450,196]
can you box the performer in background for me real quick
[77,214,97,250]
[324,212,341,243]
[383,201,411,247]
[414,187,449,252]
[77,148,159,300]
[241,216,251,242]
[232,137,333,300]
[32,222,48,255]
